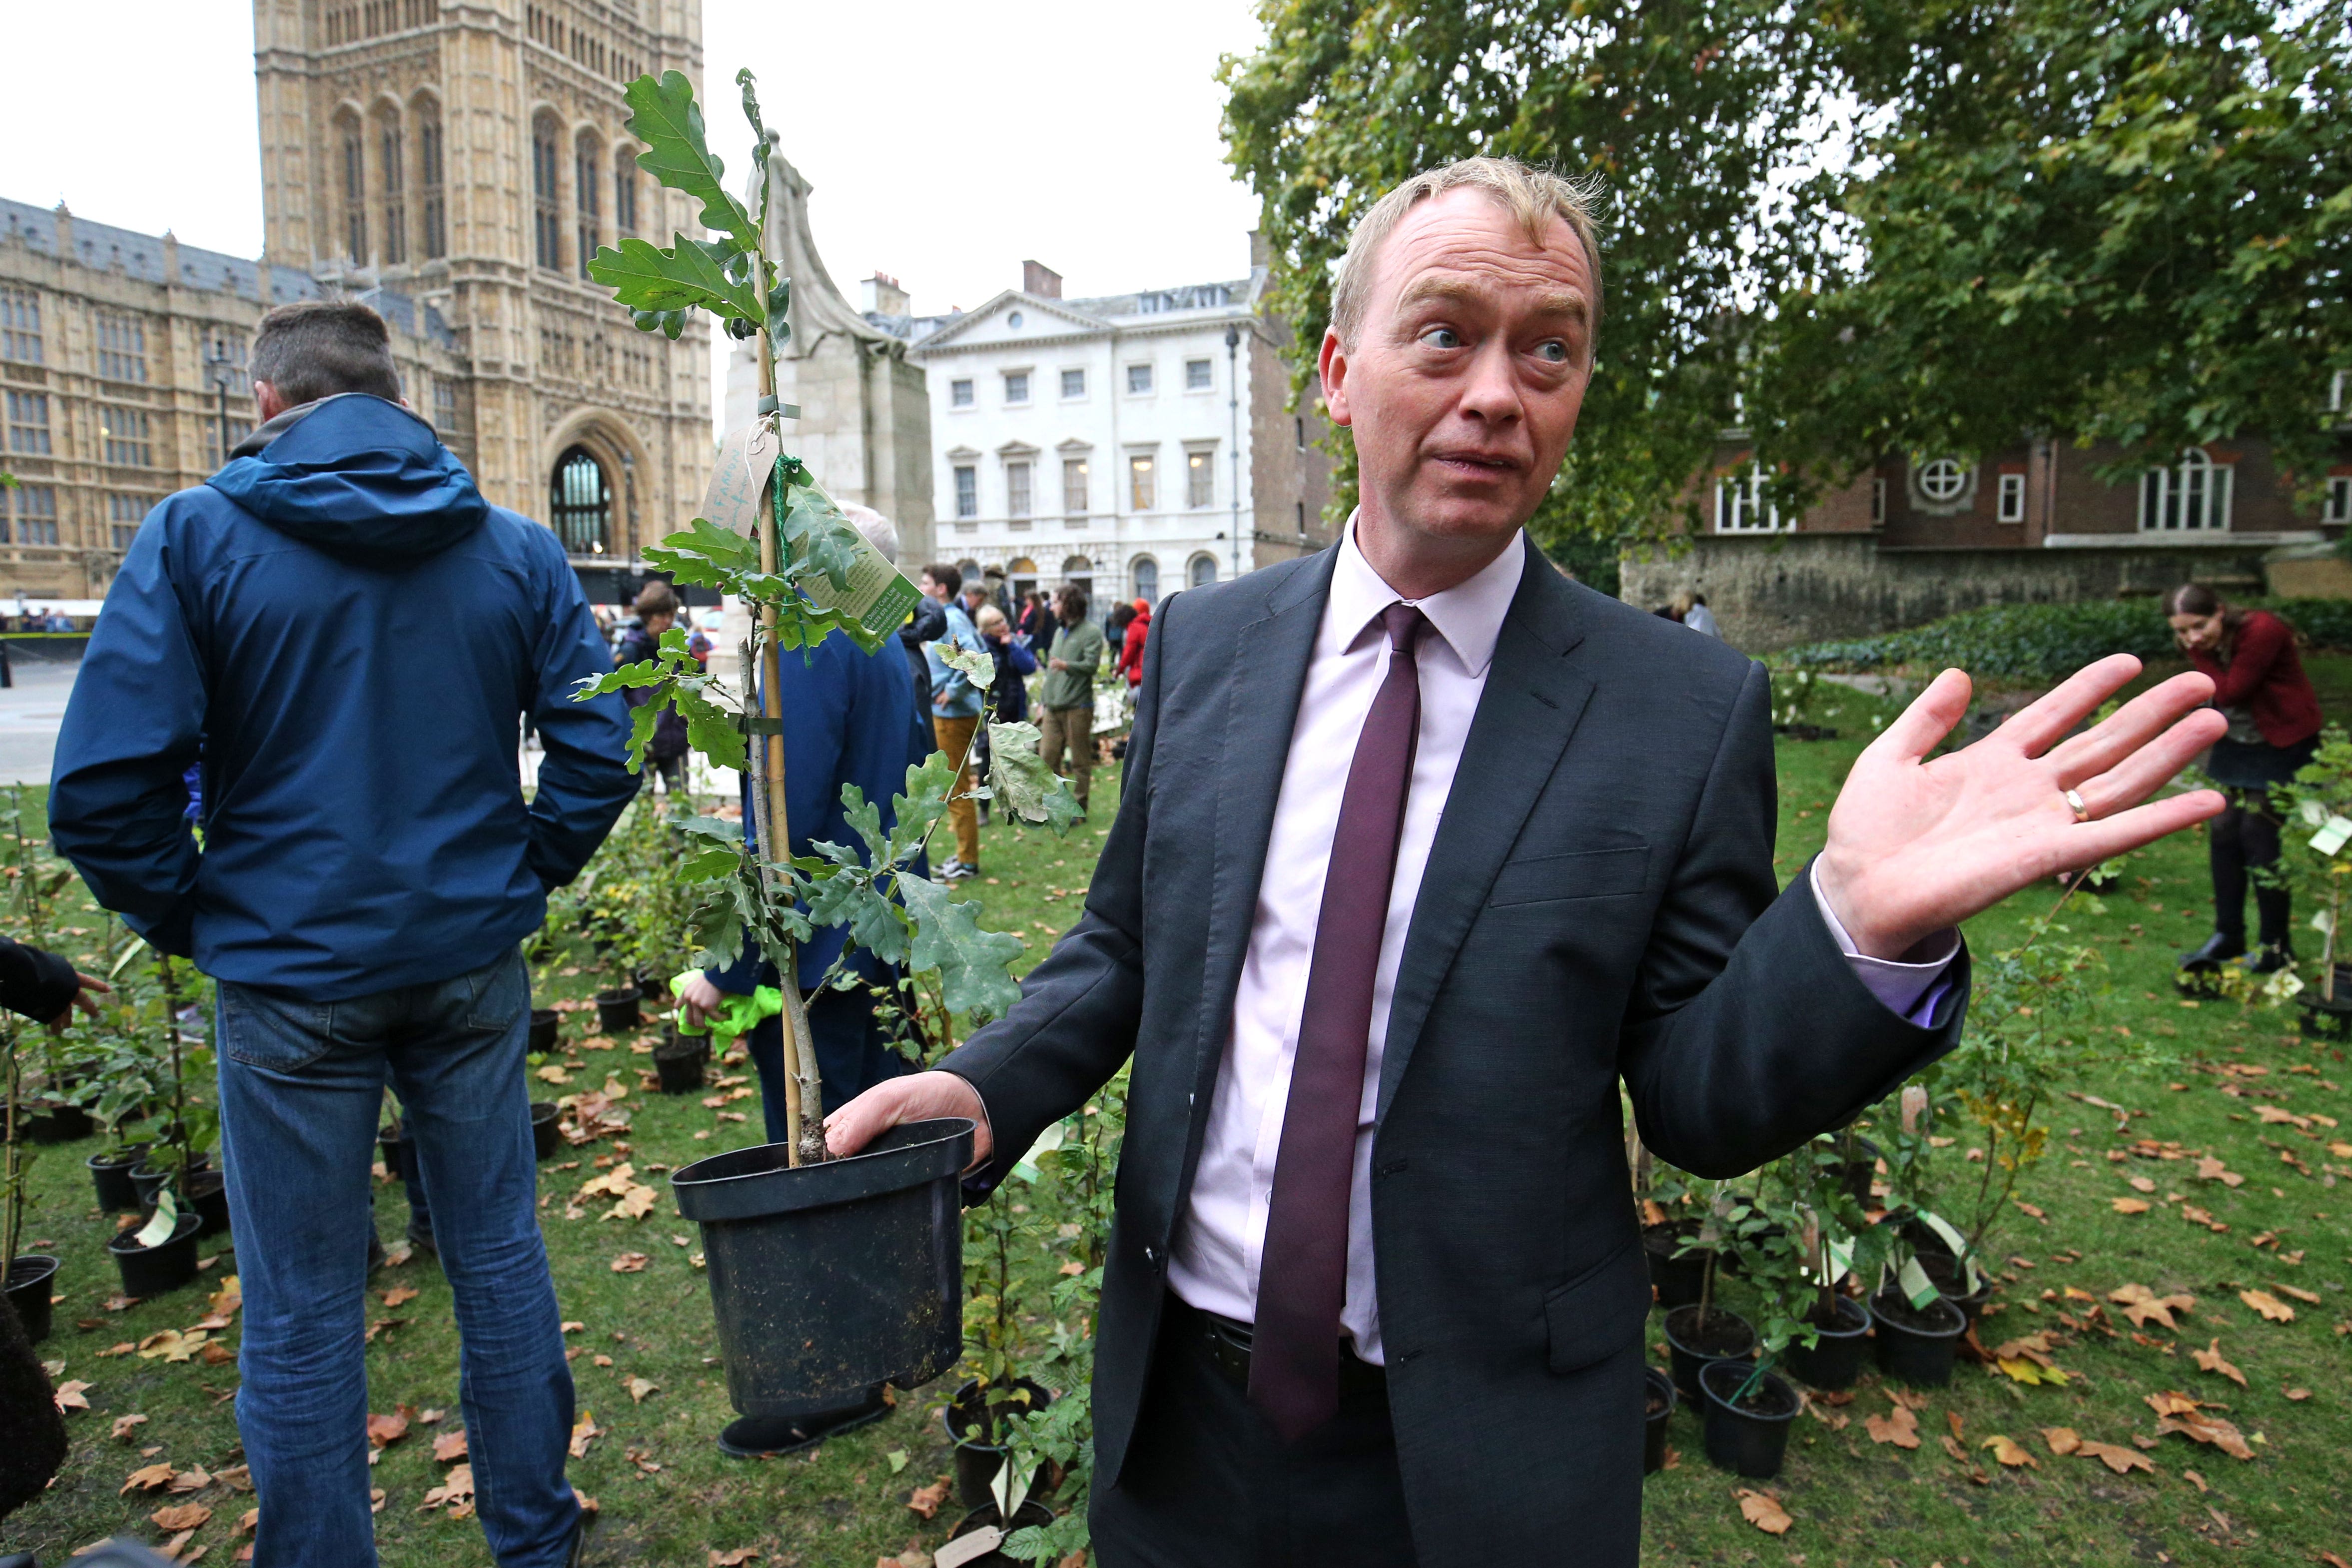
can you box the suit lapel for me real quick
[1189,549,1338,1085]
[1376,539,1594,1118]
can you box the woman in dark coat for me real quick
[2168,583,2323,971]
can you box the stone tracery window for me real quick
[416,98,446,259]
[532,113,563,271]
[338,111,369,264]
[377,106,406,266]
[614,147,639,238]
[575,132,603,280]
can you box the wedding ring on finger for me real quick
[2064,787,2091,823]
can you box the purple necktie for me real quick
[1249,602,1428,1441]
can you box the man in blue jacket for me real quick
[51,299,633,1568]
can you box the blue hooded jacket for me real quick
[50,394,637,999]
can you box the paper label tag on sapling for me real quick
[2311,814,2352,856]
[1897,1254,1940,1310]
[132,1188,179,1249]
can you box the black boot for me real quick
[2251,886,2295,973]
[2179,930,2245,970]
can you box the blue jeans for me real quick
[216,948,579,1568]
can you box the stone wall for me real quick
[1621,534,2294,653]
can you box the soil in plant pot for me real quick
[1870,1290,1967,1386]
[4,1254,59,1343]
[528,1009,561,1053]
[88,1144,151,1213]
[1642,1366,1676,1476]
[1641,1222,1711,1310]
[1662,1304,1756,1403]
[1917,1251,1993,1322]
[654,1043,706,1095]
[594,986,642,1034]
[1698,1359,1800,1479]
[107,1211,202,1298]
[1780,1295,1871,1390]
[530,1101,562,1161]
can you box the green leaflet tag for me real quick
[133,1187,180,1249]
[1897,1253,1940,1311]
[1823,1236,1855,1286]
[2313,814,2352,856]
[1912,1210,1980,1293]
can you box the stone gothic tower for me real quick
[251,0,713,582]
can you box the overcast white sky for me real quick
[3,0,1271,414]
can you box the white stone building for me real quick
[886,251,1333,611]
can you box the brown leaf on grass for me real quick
[381,1284,419,1308]
[214,1466,250,1493]
[433,1430,468,1464]
[2274,1282,2323,1305]
[151,1504,212,1532]
[626,1376,658,1404]
[2014,1200,2046,1219]
[138,1329,207,1362]
[1939,1434,1968,1463]
[366,1411,409,1448]
[1864,1403,1921,1449]
[53,1379,91,1412]
[2284,1385,2311,1401]
[2077,1440,2156,1474]
[418,1463,475,1512]
[1734,1489,1793,1535]
[1983,1435,2038,1468]
[2128,1175,2157,1193]
[364,1317,408,1343]
[2111,1197,2153,1214]
[2239,1289,2296,1323]
[113,1413,149,1440]
[709,1552,762,1567]
[906,1480,950,1519]
[2182,1469,2209,1494]
[2191,1340,2247,1387]
[569,1412,603,1460]
[2194,1155,2246,1188]
[1885,1387,1928,1411]
[606,1185,660,1222]
[122,1463,176,1494]
[207,1276,241,1316]
[2109,1284,2197,1330]
[1946,1411,1964,1441]
[2041,1427,2082,1455]
[156,1529,196,1562]
[237,1508,259,1534]
[610,1252,649,1274]
[169,1467,212,1493]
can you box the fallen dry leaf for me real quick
[113,1413,149,1441]
[157,1529,195,1561]
[627,1376,658,1404]
[2111,1197,2152,1214]
[169,1466,212,1494]
[418,1463,475,1512]
[2284,1385,2311,1401]
[53,1379,91,1412]
[709,1552,762,1567]
[366,1411,410,1448]
[122,1463,176,1495]
[2041,1427,2082,1456]
[610,1252,649,1274]
[238,1508,259,1535]
[2077,1440,2157,1475]
[2194,1155,2245,1187]
[1982,1435,2038,1468]
[207,1277,241,1317]
[2274,1282,2323,1306]
[2191,1340,2246,1387]
[151,1504,212,1532]
[381,1284,419,1308]
[905,1480,950,1519]
[2128,1174,2157,1193]
[569,1412,603,1460]
[2109,1284,2196,1330]
[433,1430,468,1464]
[2239,1289,2296,1323]
[1734,1488,1794,1535]
[1865,1403,1922,1450]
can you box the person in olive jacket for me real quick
[1036,584,1105,818]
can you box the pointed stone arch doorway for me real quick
[549,445,611,557]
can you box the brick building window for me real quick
[6,392,50,455]
[0,289,40,364]
[101,407,152,467]
[1997,472,2026,523]
[2140,449,2232,533]
[2326,476,2351,526]
[1714,466,1785,533]
[6,484,58,546]
[108,493,155,550]
[1917,458,1968,503]
[95,312,147,382]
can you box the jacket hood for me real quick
[208,394,488,563]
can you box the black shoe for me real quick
[716,1387,890,1459]
[2179,931,2246,970]
[407,1219,438,1257]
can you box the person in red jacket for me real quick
[2168,583,2323,972]
[1117,596,1153,689]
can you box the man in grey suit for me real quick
[828,159,2226,1566]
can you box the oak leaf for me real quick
[2190,1340,2246,1387]
[2238,1289,2295,1323]
[1734,1488,1793,1534]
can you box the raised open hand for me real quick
[1815,655,2229,960]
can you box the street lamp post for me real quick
[1225,322,1242,582]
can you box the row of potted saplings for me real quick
[1638,1091,1988,1483]
[0,959,721,1348]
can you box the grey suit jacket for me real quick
[939,536,1966,1564]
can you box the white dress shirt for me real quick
[1164,520,1955,1363]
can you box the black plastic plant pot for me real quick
[4,1253,59,1343]
[107,1212,203,1299]
[16,1097,94,1144]
[1918,1253,1994,1324]
[185,1169,232,1239]
[1642,1366,1676,1477]
[943,1499,1058,1567]
[88,1144,151,1213]
[1780,1296,1871,1390]
[129,1152,211,1214]
[531,1101,562,1161]
[2297,991,2352,1042]
[594,986,642,1034]
[945,1378,1055,1508]
[1870,1291,1967,1385]
[1641,1222,1709,1310]
[1661,1304,1755,1404]
[528,1008,561,1053]
[1699,1359,1800,1479]
[654,1044,707,1095]
[636,971,672,1005]
[672,1117,975,1415]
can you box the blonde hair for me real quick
[1329,156,1605,349]
[974,603,1009,635]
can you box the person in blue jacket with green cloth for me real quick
[48,300,632,1568]
[676,503,934,1460]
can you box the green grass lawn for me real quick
[5,703,2350,1566]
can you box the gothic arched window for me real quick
[551,446,611,555]
[416,97,446,260]
[337,111,368,264]
[532,113,563,271]
[376,106,406,266]
[574,132,602,280]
